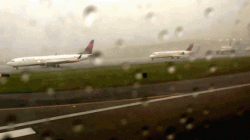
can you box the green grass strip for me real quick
[1,57,250,94]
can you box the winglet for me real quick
[79,40,94,54]
[187,43,194,51]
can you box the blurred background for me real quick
[0,0,250,64]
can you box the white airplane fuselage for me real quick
[7,54,90,67]
[150,50,192,59]
[220,46,235,54]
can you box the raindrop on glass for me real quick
[47,88,55,96]
[166,134,175,140]
[29,19,37,27]
[121,119,127,125]
[158,29,169,41]
[0,77,8,85]
[205,50,213,61]
[93,58,103,66]
[131,90,138,98]
[186,123,194,130]
[115,39,126,48]
[82,5,98,27]
[122,63,131,71]
[156,125,163,131]
[179,114,187,124]
[167,66,176,74]
[145,11,155,21]
[204,7,214,18]
[203,109,210,115]
[209,66,217,73]
[85,86,93,93]
[135,73,143,80]
[72,124,84,133]
[174,26,184,37]
[234,19,240,25]
[133,82,141,89]
[187,107,193,113]
[21,73,30,83]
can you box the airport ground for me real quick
[0,53,250,139]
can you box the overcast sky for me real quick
[0,0,249,58]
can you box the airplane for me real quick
[216,39,236,55]
[149,43,200,60]
[7,40,94,70]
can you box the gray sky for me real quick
[0,0,250,59]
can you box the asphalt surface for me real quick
[0,83,250,140]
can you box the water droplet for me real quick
[187,107,193,113]
[135,73,143,80]
[167,66,176,74]
[72,119,84,133]
[203,109,210,115]
[145,11,155,21]
[166,134,175,140]
[158,29,169,41]
[156,125,163,131]
[93,58,103,66]
[186,123,194,130]
[29,19,37,27]
[21,73,30,83]
[169,85,176,91]
[133,82,141,89]
[47,88,55,96]
[179,114,187,124]
[121,119,127,125]
[115,39,126,48]
[0,77,8,85]
[72,124,84,133]
[82,5,98,27]
[122,63,131,71]
[203,120,210,129]
[174,26,184,37]
[131,90,138,98]
[42,136,53,140]
[204,7,214,18]
[209,66,217,73]
[2,135,11,140]
[192,92,199,97]
[205,50,213,61]
[234,19,240,25]
[85,86,93,93]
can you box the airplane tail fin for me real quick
[187,43,194,51]
[79,40,94,54]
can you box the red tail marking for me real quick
[84,40,94,54]
[187,43,194,51]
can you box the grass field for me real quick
[1,57,250,94]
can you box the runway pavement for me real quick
[0,83,250,139]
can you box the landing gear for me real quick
[177,57,179,59]
[151,58,154,61]
[171,57,174,59]
[14,67,18,70]
[55,64,60,68]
